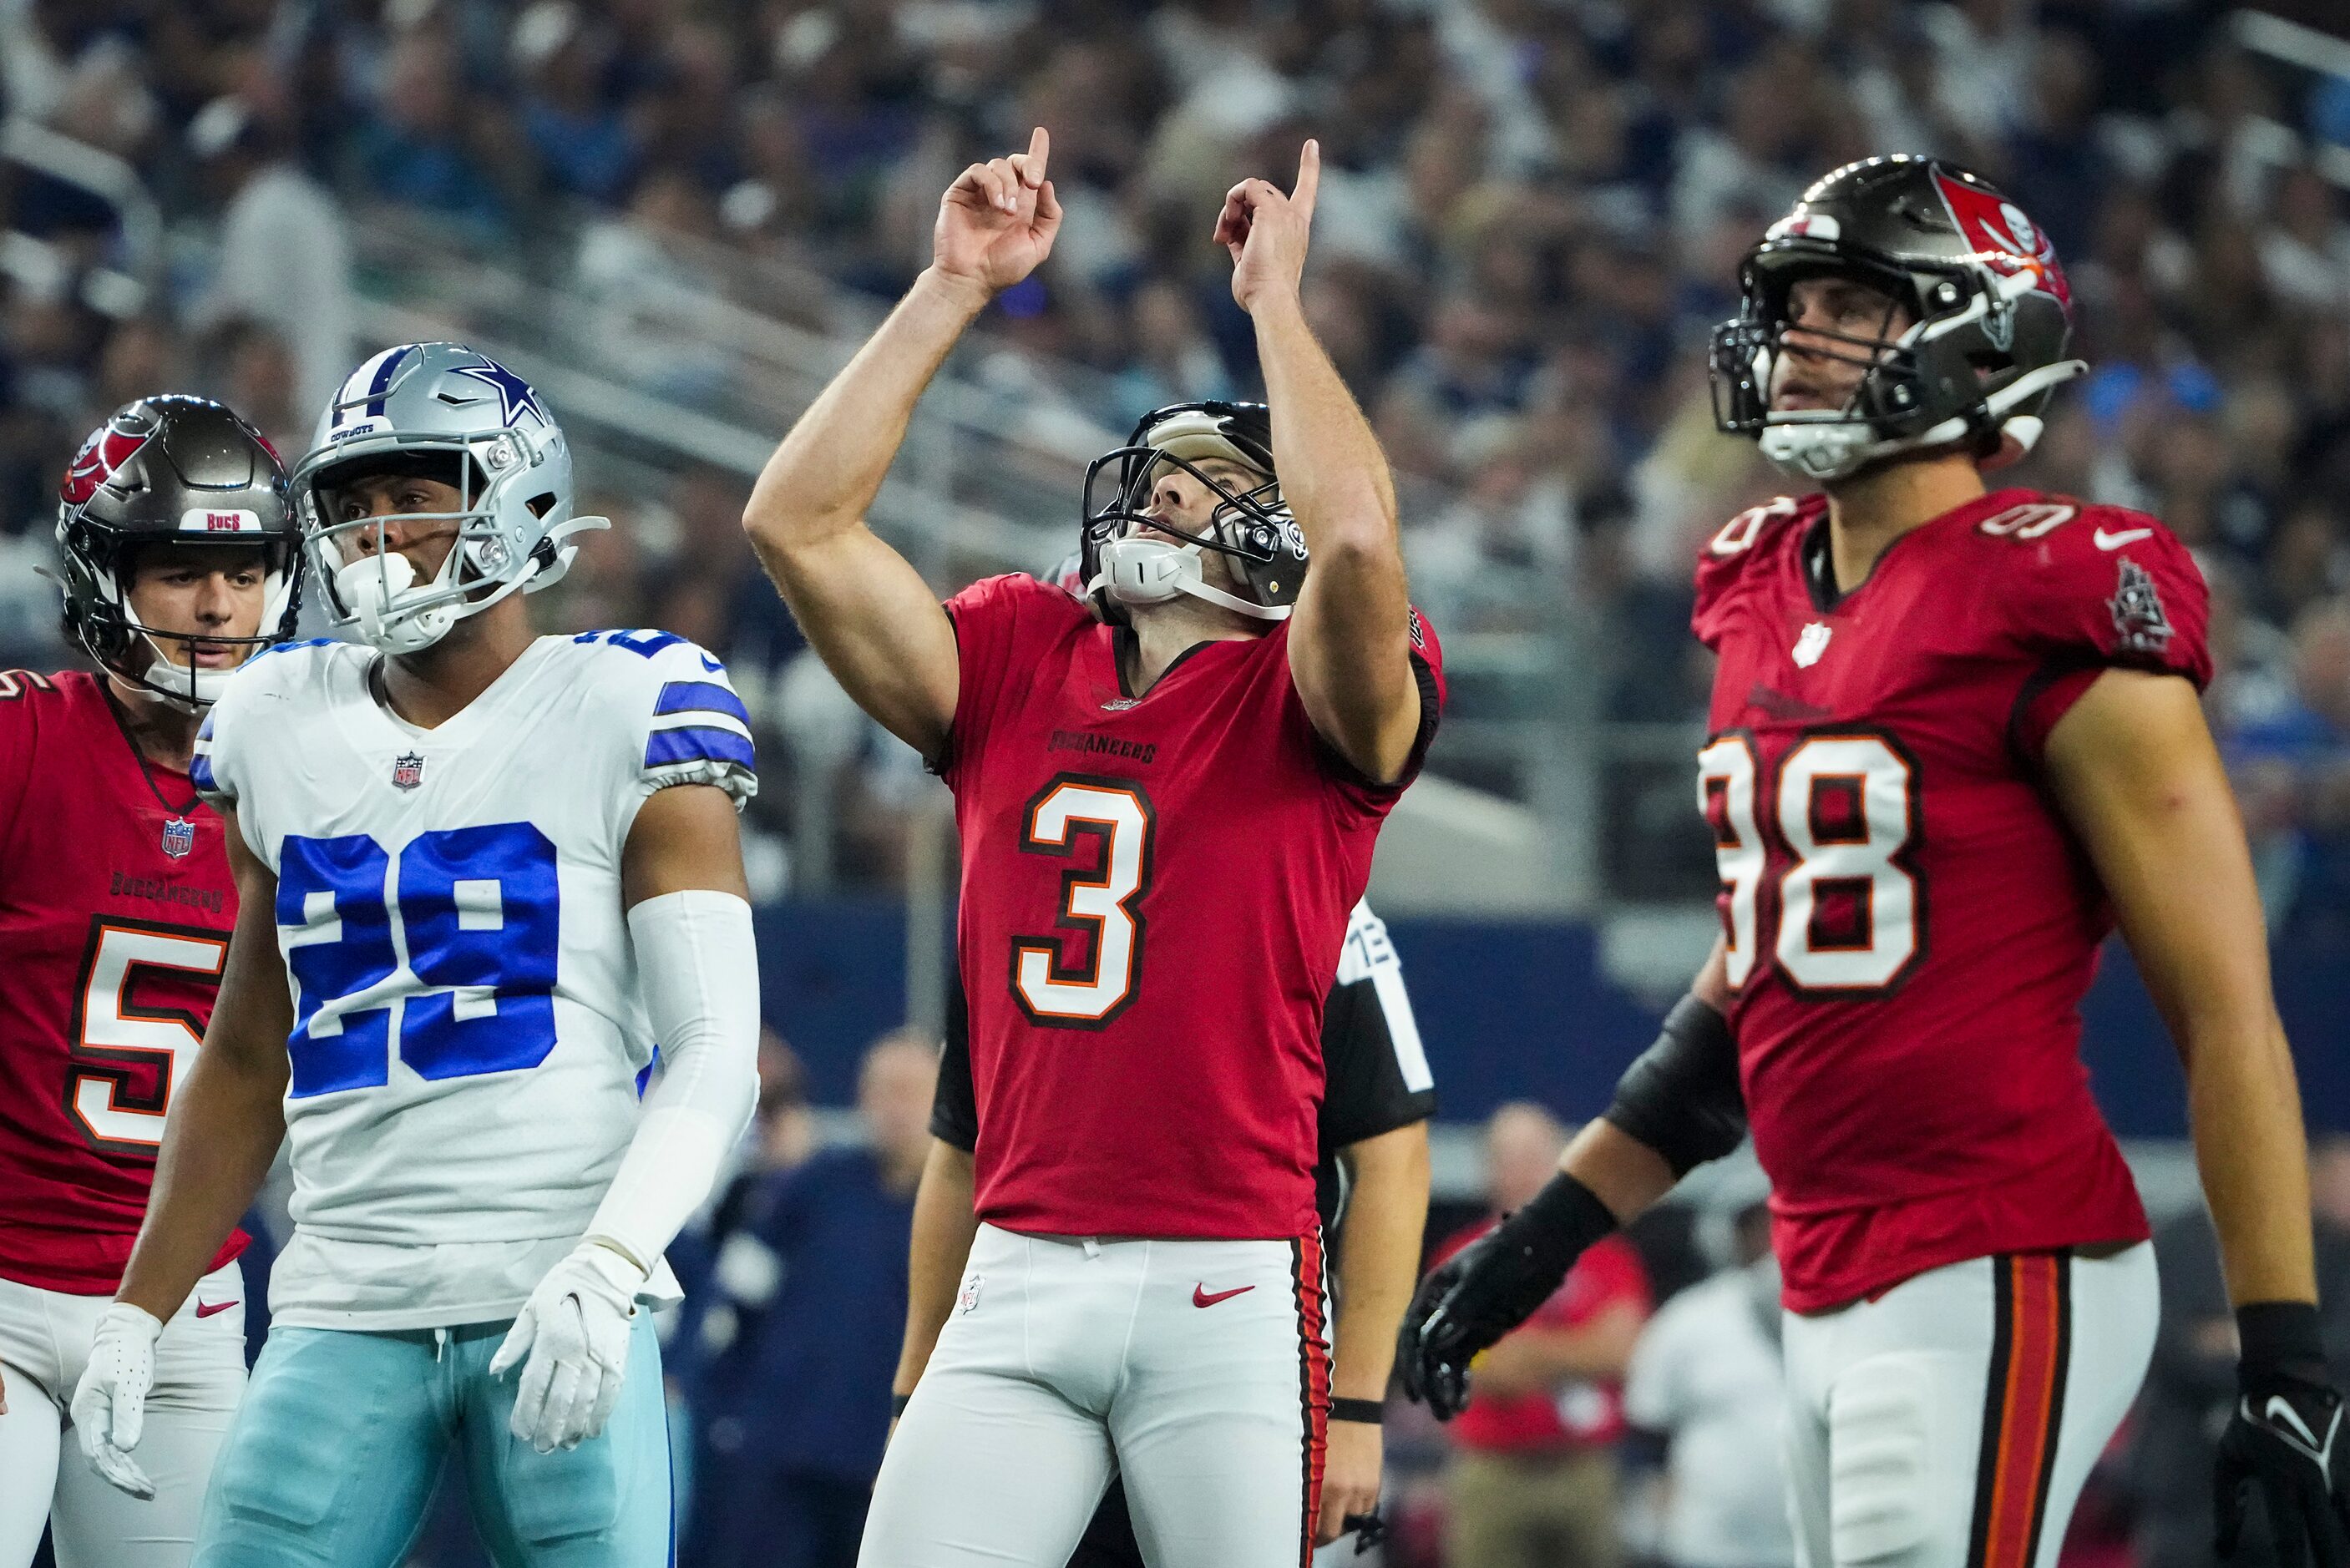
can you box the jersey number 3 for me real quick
[1699,731,1923,993]
[1013,776,1155,1027]
[277,822,560,1097]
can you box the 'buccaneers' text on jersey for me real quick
[0,670,246,1293]
[1692,487,2211,1311]
[941,574,1444,1241]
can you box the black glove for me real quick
[1395,1172,1618,1421]
[2217,1302,2350,1568]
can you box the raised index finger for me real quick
[1292,137,1319,217]
[1019,125,1050,188]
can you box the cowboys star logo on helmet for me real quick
[1708,155,2087,483]
[292,342,609,655]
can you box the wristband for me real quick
[891,1393,912,1417]
[2236,1300,2327,1381]
[1328,1397,1384,1425]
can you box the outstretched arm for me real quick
[2045,669,2313,1306]
[742,129,1062,760]
[77,811,291,1496]
[1218,140,1421,783]
[2044,667,2347,1567]
[894,1138,981,1411]
[1399,942,1737,1418]
[489,781,761,1454]
[117,812,291,1323]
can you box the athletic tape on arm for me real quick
[590,889,761,1270]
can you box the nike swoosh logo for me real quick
[1193,1284,1255,1308]
[2094,527,2154,550]
[2263,1394,2327,1453]
[194,1299,237,1318]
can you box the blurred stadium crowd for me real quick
[10,0,2350,1563]
[8,0,2350,914]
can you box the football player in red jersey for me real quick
[742,129,1441,1567]
[0,396,301,1567]
[1402,155,2350,1568]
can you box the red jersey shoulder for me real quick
[944,570,1090,648]
[0,670,94,814]
[1692,495,1822,649]
[1963,491,2213,688]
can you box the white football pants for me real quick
[864,1223,1329,1568]
[0,1262,247,1568]
[1781,1244,2157,1568]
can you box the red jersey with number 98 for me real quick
[1692,488,2211,1313]
[940,574,1444,1239]
[0,670,247,1293]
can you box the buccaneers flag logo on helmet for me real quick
[58,423,154,508]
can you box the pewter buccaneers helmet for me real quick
[1709,155,2088,482]
[1078,401,1309,623]
[291,341,605,655]
[55,395,304,706]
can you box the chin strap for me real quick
[1087,537,1289,622]
[1758,357,2088,482]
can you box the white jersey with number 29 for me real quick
[193,630,756,1330]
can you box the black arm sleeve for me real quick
[1601,994,1745,1178]
[929,961,979,1153]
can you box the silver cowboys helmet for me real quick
[1078,401,1306,624]
[291,342,606,655]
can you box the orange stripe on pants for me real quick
[1976,1254,2068,1568]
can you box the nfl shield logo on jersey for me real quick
[160,817,195,859]
[392,751,426,792]
[1792,621,1834,668]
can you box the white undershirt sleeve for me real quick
[589,889,762,1273]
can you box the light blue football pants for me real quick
[190,1315,671,1568]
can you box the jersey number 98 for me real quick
[277,822,560,1097]
[1699,731,1923,994]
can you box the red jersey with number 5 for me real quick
[1692,488,2211,1312]
[941,574,1444,1238]
[0,670,246,1293]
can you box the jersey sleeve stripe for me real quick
[653,680,752,726]
[644,726,756,771]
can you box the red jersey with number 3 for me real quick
[941,574,1444,1239]
[0,670,247,1293]
[1692,488,2211,1312]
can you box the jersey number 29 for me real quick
[1699,731,1923,993]
[277,823,560,1096]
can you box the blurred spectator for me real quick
[2223,599,2350,940]
[1622,1201,1792,1568]
[2132,1134,2350,1568]
[353,31,510,244]
[683,1029,936,1568]
[185,96,357,424]
[1431,1104,1651,1568]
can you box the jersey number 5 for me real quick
[1013,776,1155,1028]
[277,822,560,1097]
[67,918,230,1155]
[1699,731,1923,993]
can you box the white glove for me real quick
[489,1241,645,1454]
[69,1302,165,1499]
